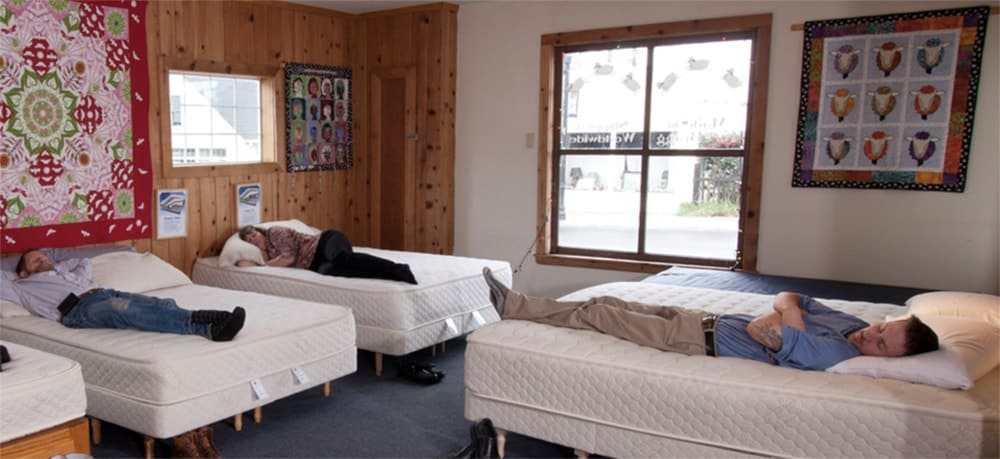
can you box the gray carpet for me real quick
[90,337,573,458]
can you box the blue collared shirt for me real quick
[714,295,868,370]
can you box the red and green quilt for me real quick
[0,0,150,253]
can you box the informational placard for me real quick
[156,189,187,239]
[236,183,262,228]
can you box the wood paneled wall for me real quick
[354,4,458,254]
[133,1,457,274]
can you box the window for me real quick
[537,14,771,272]
[168,72,262,166]
[160,60,279,178]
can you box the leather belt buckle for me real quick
[701,315,719,357]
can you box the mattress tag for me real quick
[445,318,458,335]
[250,378,270,400]
[291,367,310,385]
[471,310,486,325]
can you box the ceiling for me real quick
[284,0,451,14]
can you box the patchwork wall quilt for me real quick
[791,6,989,192]
[0,0,150,253]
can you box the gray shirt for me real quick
[1,258,99,321]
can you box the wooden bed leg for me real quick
[234,412,243,432]
[90,417,102,445]
[573,449,590,459]
[496,428,506,458]
[375,352,383,377]
[431,345,437,356]
[253,406,263,424]
[440,342,446,353]
[142,435,154,459]
[322,381,331,397]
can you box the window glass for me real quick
[168,72,262,166]
[644,156,741,259]
[560,48,647,150]
[649,40,752,150]
[557,154,641,252]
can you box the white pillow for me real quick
[906,291,1000,327]
[0,299,31,318]
[91,252,192,292]
[218,219,322,267]
[827,345,972,389]
[827,315,1000,389]
[218,233,265,267]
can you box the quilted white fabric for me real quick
[0,341,87,443]
[0,284,356,438]
[192,250,510,355]
[465,282,1000,458]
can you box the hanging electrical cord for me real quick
[514,223,547,274]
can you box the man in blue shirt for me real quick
[3,249,246,342]
[483,269,938,371]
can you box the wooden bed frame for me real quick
[0,417,90,458]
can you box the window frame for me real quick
[159,59,282,178]
[535,14,771,273]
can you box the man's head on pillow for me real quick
[15,249,53,279]
[847,316,939,357]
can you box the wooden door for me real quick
[370,67,416,250]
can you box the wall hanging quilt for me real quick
[284,62,353,172]
[0,0,150,252]
[791,5,990,192]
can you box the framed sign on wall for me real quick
[156,189,187,239]
[791,6,990,192]
[235,183,261,228]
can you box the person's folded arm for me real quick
[746,292,806,352]
[747,312,783,351]
[773,291,806,331]
[264,253,295,267]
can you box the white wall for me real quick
[455,1,1000,298]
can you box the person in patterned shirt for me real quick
[238,226,417,284]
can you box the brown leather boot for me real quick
[172,430,203,458]
[196,426,223,459]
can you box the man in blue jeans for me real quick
[4,249,245,342]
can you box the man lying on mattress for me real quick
[482,269,938,370]
[1,249,245,342]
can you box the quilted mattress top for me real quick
[0,340,87,442]
[0,284,355,406]
[193,248,512,330]
[466,282,999,457]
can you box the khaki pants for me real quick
[502,290,711,355]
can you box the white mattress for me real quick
[465,282,1000,458]
[192,248,510,355]
[0,284,357,438]
[0,341,87,443]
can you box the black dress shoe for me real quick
[398,361,445,385]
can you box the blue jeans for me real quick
[60,289,212,339]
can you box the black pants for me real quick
[309,230,417,284]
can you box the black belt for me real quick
[58,289,99,318]
[701,314,719,357]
